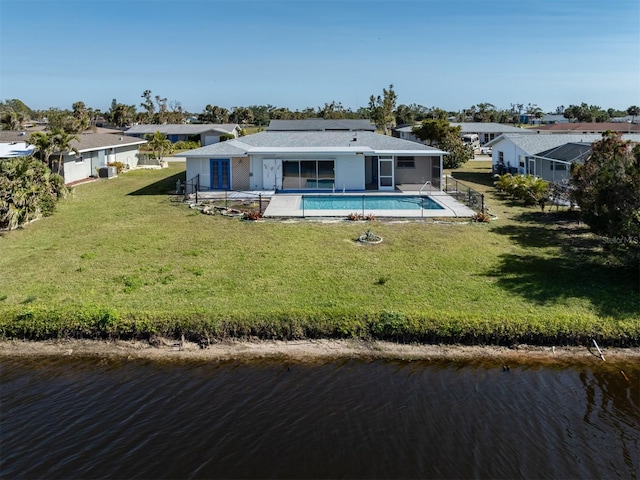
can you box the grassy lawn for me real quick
[1,162,638,344]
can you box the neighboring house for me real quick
[393,122,533,146]
[52,133,147,184]
[182,130,447,192]
[485,132,640,181]
[542,114,569,124]
[266,119,376,132]
[529,142,592,183]
[534,122,640,134]
[0,131,36,158]
[124,124,240,145]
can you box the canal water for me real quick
[1,356,638,479]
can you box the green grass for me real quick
[0,162,638,345]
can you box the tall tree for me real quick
[72,101,89,132]
[571,132,640,263]
[140,90,155,123]
[368,84,397,135]
[107,101,136,128]
[318,101,346,119]
[412,119,454,146]
[474,103,497,123]
[198,105,229,123]
[627,105,639,124]
[412,120,472,168]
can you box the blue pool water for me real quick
[302,195,444,210]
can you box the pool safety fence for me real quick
[442,176,485,213]
[199,189,270,215]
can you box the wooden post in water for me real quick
[592,339,605,361]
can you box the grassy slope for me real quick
[1,162,638,343]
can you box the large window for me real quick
[282,160,335,189]
[397,156,415,168]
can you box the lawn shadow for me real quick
[451,171,495,187]
[488,211,640,318]
[128,171,185,196]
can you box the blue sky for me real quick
[1,0,638,114]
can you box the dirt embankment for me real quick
[1,338,638,366]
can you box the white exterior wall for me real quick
[62,154,93,183]
[112,146,140,168]
[186,157,212,189]
[491,139,529,171]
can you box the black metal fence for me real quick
[442,175,485,213]
[183,174,200,202]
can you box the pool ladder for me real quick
[419,181,431,194]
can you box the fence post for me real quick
[362,195,365,217]
[468,188,472,207]
[259,194,262,214]
[481,194,485,213]
[302,195,305,218]
[445,175,448,191]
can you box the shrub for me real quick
[107,161,126,174]
[243,211,263,221]
[494,173,549,210]
[173,140,200,150]
[471,212,491,223]
[347,212,363,221]
[0,156,69,230]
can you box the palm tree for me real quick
[51,130,79,175]
[627,105,639,124]
[0,110,25,130]
[145,131,173,163]
[28,131,55,169]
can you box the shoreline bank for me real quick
[1,339,639,366]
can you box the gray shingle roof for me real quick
[1,131,147,154]
[266,119,375,131]
[485,133,640,154]
[182,131,446,157]
[125,124,238,135]
[67,133,147,153]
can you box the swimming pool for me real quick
[301,195,444,211]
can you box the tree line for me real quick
[2,89,638,133]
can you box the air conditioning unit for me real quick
[98,166,117,178]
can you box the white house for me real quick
[182,130,447,192]
[52,133,147,184]
[485,132,640,180]
[125,124,241,146]
[394,122,533,146]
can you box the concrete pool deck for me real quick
[263,191,476,218]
